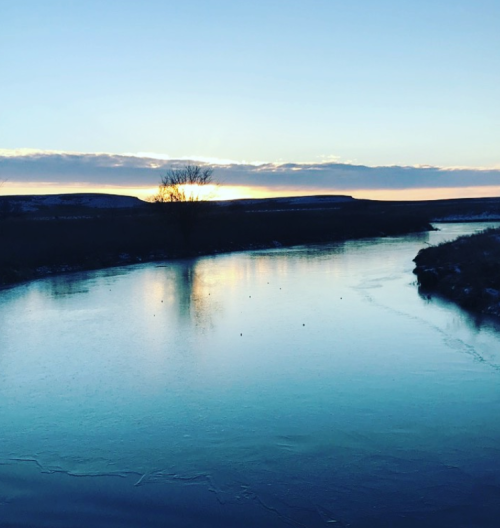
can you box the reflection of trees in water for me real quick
[43,274,92,298]
[169,260,216,330]
[36,260,216,330]
[175,265,196,320]
[42,267,128,299]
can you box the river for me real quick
[1,223,500,527]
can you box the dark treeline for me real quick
[0,198,431,286]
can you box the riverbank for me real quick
[0,195,432,287]
[413,227,500,317]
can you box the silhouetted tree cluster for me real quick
[151,164,215,203]
[150,164,217,246]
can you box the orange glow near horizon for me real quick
[1,181,500,202]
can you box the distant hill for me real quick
[0,192,357,216]
[3,191,500,220]
[215,194,356,211]
[0,193,148,215]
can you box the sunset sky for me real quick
[1,0,499,200]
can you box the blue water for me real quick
[1,223,500,527]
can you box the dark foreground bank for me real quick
[413,227,500,317]
[0,194,433,287]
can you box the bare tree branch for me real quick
[150,165,215,203]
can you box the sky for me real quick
[1,0,499,200]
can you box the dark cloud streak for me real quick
[1,152,500,191]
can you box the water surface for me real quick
[1,223,500,527]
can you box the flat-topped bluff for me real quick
[0,192,356,216]
[4,193,500,218]
[0,193,147,214]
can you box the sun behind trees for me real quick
[151,164,216,203]
[150,164,218,246]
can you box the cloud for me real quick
[2,150,500,193]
